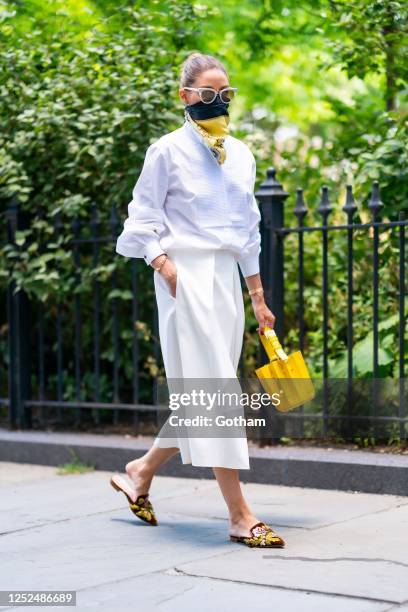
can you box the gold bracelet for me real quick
[152,254,168,272]
[248,287,264,296]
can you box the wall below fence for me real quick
[0,428,407,496]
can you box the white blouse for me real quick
[115,118,261,277]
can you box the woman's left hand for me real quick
[251,295,276,333]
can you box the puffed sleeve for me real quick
[115,139,169,266]
[236,153,261,277]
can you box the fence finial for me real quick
[255,167,289,200]
[294,188,308,224]
[342,184,357,218]
[368,181,384,220]
[317,186,333,222]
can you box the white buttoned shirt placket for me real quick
[116,119,262,278]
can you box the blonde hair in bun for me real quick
[179,52,228,88]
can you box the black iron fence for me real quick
[256,170,406,442]
[1,167,406,441]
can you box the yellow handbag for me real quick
[254,326,316,412]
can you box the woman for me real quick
[111,52,285,548]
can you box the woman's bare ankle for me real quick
[229,511,260,535]
[125,458,153,495]
[229,508,252,524]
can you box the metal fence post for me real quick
[255,167,289,443]
[5,196,32,429]
[256,167,289,338]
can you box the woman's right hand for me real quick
[159,257,178,298]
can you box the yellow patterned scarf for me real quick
[185,110,230,164]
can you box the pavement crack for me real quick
[261,555,408,569]
[0,506,133,537]
[306,500,408,532]
[382,598,408,611]
[172,567,398,605]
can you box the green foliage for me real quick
[0,0,200,403]
[0,0,197,297]
[1,0,406,418]
[56,448,95,474]
[330,311,407,377]
[322,0,407,110]
[227,1,407,387]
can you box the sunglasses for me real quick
[182,86,238,104]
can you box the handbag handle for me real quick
[260,326,289,362]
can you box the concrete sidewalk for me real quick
[0,462,407,611]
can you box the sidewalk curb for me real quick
[0,428,407,495]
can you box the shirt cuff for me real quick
[237,253,260,278]
[143,239,166,266]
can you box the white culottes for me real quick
[152,248,250,469]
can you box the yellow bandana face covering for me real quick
[195,115,230,138]
[185,110,229,165]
